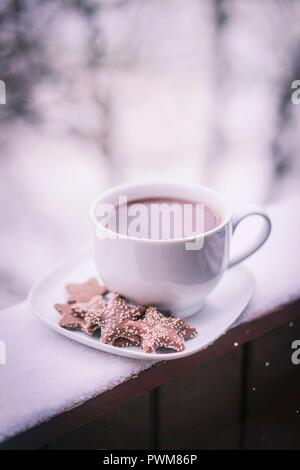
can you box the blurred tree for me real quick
[0,0,129,122]
[0,0,51,121]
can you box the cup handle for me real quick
[228,207,272,268]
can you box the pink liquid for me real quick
[111,197,220,240]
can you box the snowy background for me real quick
[0,0,300,308]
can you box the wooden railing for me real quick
[2,299,300,450]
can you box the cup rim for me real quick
[90,181,232,243]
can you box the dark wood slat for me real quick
[158,349,243,449]
[2,299,300,450]
[243,318,300,450]
[48,393,152,450]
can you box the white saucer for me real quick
[29,249,255,361]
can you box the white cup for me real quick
[90,182,271,318]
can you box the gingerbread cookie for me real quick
[66,278,108,303]
[67,292,144,346]
[55,303,73,316]
[100,293,145,345]
[112,337,141,348]
[177,321,197,340]
[129,306,186,353]
[55,303,96,336]
[55,279,197,353]
[71,295,107,319]
[164,311,197,340]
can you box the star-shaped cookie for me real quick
[68,293,144,346]
[112,337,141,348]
[129,306,187,353]
[164,311,197,340]
[71,295,107,320]
[99,293,145,345]
[55,279,197,353]
[177,321,197,340]
[66,278,108,304]
[55,303,96,335]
